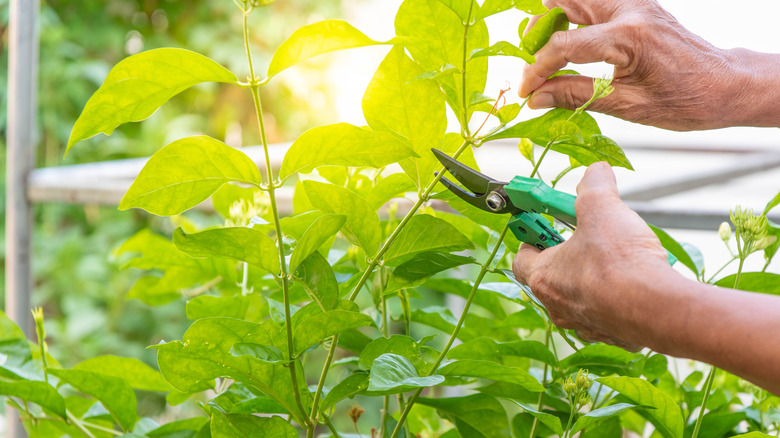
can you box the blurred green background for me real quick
[0,0,344,377]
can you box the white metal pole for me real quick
[6,0,39,436]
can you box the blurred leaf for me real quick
[714,272,780,295]
[486,108,599,143]
[303,180,382,255]
[173,227,279,275]
[186,294,267,323]
[268,20,381,79]
[0,339,41,381]
[279,123,417,181]
[435,0,474,21]
[438,359,544,391]
[146,417,209,437]
[367,353,444,395]
[649,225,702,278]
[67,49,237,151]
[560,344,643,376]
[514,0,547,15]
[0,381,66,419]
[763,191,780,215]
[49,369,137,431]
[470,41,535,63]
[119,136,261,216]
[598,376,684,438]
[512,402,563,436]
[366,173,416,209]
[212,184,259,220]
[0,311,26,340]
[383,214,474,265]
[448,338,556,366]
[385,252,477,294]
[363,46,446,189]
[293,310,374,355]
[74,355,172,392]
[417,394,510,438]
[683,411,748,438]
[320,373,369,412]
[210,411,296,437]
[570,403,639,435]
[293,252,339,311]
[289,214,346,271]
[433,191,520,252]
[521,7,568,55]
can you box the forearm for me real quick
[627,268,780,394]
[724,48,780,128]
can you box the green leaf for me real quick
[173,227,280,275]
[186,294,267,323]
[649,225,702,278]
[550,119,583,144]
[0,311,25,341]
[302,180,382,255]
[570,403,639,435]
[514,0,547,15]
[579,135,633,170]
[486,108,599,143]
[448,337,556,366]
[470,41,535,63]
[366,173,416,209]
[598,376,684,438]
[279,123,417,181]
[67,49,237,151]
[560,344,643,376]
[385,252,477,294]
[363,46,447,189]
[73,355,172,392]
[714,272,780,295]
[150,318,310,425]
[521,7,569,55]
[477,0,517,19]
[763,191,780,215]
[119,136,262,215]
[417,394,510,438]
[383,214,474,265]
[49,369,137,431]
[147,418,210,437]
[230,343,285,364]
[512,402,563,436]
[731,433,774,438]
[0,380,66,419]
[0,339,41,381]
[359,335,437,375]
[320,373,370,412]
[438,360,544,392]
[210,411,297,438]
[289,214,346,272]
[293,251,339,311]
[434,0,474,21]
[293,310,374,355]
[367,353,444,395]
[396,0,488,125]
[267,20,381,79]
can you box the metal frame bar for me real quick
[6,0,39,436]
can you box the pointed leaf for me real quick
[289,214,346,271]
[383,214,474,265]
[320,373,370,412]
[438,359,544,392]
[279,123,417,181]
[302,181,382,254]
[293,310,374,355]
[764,191,780,215]
[210,411,297,438]
[714,272,780,295]
[74,355,172,392]
[598,376,684,438]
[49,369,137,431]
[512,402,563,436]
[67,49,237,151]
[293,251,339,311]
[448,338,556,366]
[268,20,381,79]
[570,403,640,435]
[119,136,262,215]
[385,252,477,294]
[0,381,66,419]
[649,225,701,277]
[368,353,444,395]
[470,41,535,63]
[173,227,280,275]
[486,108,600,143]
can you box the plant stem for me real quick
[460,1,475,137]
[529,325,552,438]
[691,366,717,438]
[67,411,98,438]
[705,256,737,284]
[390,223,511,438]
[562,399,577,438]
[241,5,309,427]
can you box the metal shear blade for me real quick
[432,148,519,216]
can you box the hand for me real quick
[518,0,751,131]
[512,162,670,350]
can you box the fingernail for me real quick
[530,92,554,109]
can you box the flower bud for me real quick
[348,405,364,423]
[563,378,576,395]
[718,222,731,242]
[579,393,590,406]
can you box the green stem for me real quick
[562,399,577,438]
[242,6,309,427]
[705,256,737,284]
[529,326,552,438]
[307,141,472,425]
[67,411,98,438]
[691,366,717,438]
[379,271,391,438]
[459,1,475,136]
[390,223,511,438]
[734,256,745,289]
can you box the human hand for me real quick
[512,162,671,350]
[518,0,748,131]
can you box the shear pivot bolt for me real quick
[486,192,505,212]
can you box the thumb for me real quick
[512,243,542,285]
[575,162,622,223]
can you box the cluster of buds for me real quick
[226,191,270,228]
[564,369,593,409]
[729,206,775,254]
[592,77,615,101]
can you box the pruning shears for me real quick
[433,149,677,265]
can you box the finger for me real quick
[576,162,618,199]
[523,15,540,37]
[512,243,542,285]
[526,75,597,111]
[519,24,629,98]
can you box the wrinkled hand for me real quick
[519,0,745,131]
[512,162,670,351]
